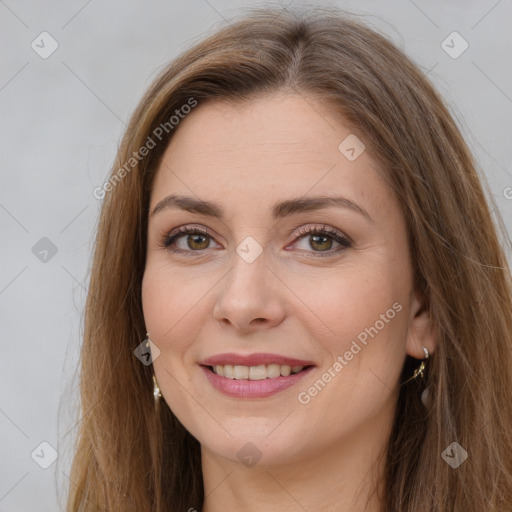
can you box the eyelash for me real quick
[160,224,352,257]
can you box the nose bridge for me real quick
[213,244,286,330]
[224,247,271,303]
[223,230,270,291]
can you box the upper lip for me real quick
[200,353,316,367]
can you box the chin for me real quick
[203,437,302,467]
[197,419,307,467]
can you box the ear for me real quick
[405,288,436,359]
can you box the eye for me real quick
[161,225,221,253]
[290,225,352,256]
[160,224,352,256]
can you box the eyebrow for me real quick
[151,194,373,223]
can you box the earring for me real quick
[419,346,430,407]
[412,346,429,380]
[403,346,429,385]
[153,373,161,403]
[147,331,162,404]
[405,346,431,408]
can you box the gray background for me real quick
[1,0,511,510]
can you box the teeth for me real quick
[223,365,234,379]
[233,365,249,379]
[211,364,305,379]
[249,365,267,380]
[267,364,281,378]
[280,365,291,377]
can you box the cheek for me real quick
[293,260,411,415]
[141,263,204,357]
[141,264,209,422]
[295,261,408,350]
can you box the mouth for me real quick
[199,354,315,398]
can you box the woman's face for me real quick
[142,93,431,466]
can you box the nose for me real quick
[212,250,286,334]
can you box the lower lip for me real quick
[200,365,314,398]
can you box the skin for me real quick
[142,93,435,512]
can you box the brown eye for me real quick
[162,226,221,253]
[292,226,352,256]
[186,233,210,250]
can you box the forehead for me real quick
[150,93,392,220]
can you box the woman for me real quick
[67,6,512,511]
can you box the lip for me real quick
[200,365,314,398]
[199,353,316,399]
[200,353,316,367]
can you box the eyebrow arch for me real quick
[151,194,373,223]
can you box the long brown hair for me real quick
[66,6,512,511]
